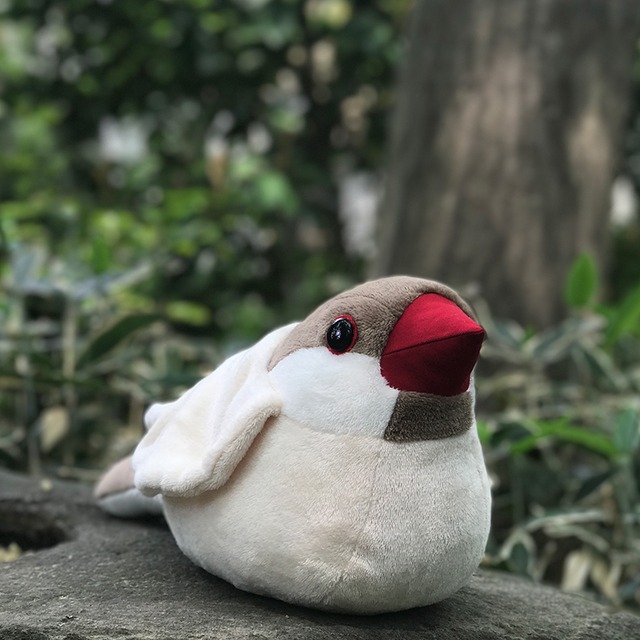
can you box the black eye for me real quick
[326,315,358,354]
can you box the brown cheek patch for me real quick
[383,391,474,442]
[268,276,478,371]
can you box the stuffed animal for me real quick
[95,276,491,614]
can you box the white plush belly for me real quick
[163,416,491,614]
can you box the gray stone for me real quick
[0,469,638,640]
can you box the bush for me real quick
[476,258,640,609]
[0,0,410,471]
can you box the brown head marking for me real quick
[268,276,477,370]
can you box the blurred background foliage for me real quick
[0,0,408,467]
[1,0,640,614]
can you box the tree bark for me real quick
[375,0,640,328]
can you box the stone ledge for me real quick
[0,469,638,640]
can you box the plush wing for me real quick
[132,324,295,498]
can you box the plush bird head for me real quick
[267,276,484,442]
[96,276,491,615]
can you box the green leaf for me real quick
[490,319,526,349]
[530,318,581,363]
[613,408,640,455]
[508,541,532,576]
[77,314,161,369]
[574,471,612,502]
[565,253,598,309]
[573,342,628,391]
[165,301,212,326]
[90,235,111,274]
[605,285,640,346]
[510,418,617,458]
[255,171,298,214]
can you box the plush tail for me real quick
[94,456,163,518]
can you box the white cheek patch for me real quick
[269,348,399,438]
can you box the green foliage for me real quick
[605,284,640,346]
[1,0,640,614]
[613,408,640,456]
[565,253,598,309]
[0,0,411,474]
[476,284,640,609]
[77,314,162,369]
[0,0,410,344]
[508,418,617,458]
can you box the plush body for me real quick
[95,276,491,614]
[166,418,488,613]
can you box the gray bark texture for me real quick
[1,469,640,639]
[375,0,640,327]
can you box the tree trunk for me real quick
[375,0,640,328]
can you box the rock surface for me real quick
[0,469,638,640]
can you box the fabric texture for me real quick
[98,486,163,518]
[165,416,490,614]
[269,348,399,438]
[94,456,135,499]
[268,276,478,370]
[96,276,491,614]
[94,456,163,518]
[383,388,475,441]
[132,324,296,498]
[380,294,485,396]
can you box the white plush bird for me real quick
[95,276,491,614]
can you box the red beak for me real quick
[380,294,485,396]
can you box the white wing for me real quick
[132,324,296,498]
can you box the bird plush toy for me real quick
[95,276,491,614]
